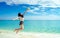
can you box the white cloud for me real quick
[0,0,13,5]
[0,0,60,7]
[52,0,60,5]
[38,0,60,7]
[28,7,41,14]
[28,7,50,15]
[25,14,60,20]
[28,6,58,15]
[0,0,39,5]
[33,7,39,10]
[29,10,40,14]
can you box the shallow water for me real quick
[0,20,60,33]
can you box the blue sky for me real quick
[0,0,60,20]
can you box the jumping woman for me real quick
[14,8,30,34]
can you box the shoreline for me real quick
[0,29,60,34]
[0,30,60,38]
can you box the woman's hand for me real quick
[12,17,18,20]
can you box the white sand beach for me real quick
[0,30,60,38]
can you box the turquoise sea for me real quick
[0,20,60,33]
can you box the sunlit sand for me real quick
[0,30,60,38]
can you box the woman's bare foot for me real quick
[14,29,20,34]
[14,28,24,34]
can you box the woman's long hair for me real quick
[18,13,24,18]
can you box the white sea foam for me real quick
[0,30,60,38]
